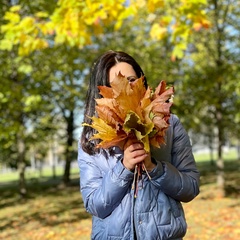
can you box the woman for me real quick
[78,50,200,240]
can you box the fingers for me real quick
[124,138,141,150]
[128,142,144,152]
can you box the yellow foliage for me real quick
[19,17,35,32]
[0,0,210,58]
[9,5,21,12]
[4,11,20,24]
[0,39,12,51]
[147,0,164,13]
[150,23,167,40]
[35,11,49,18]
[49,0,130,48]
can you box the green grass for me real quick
[194,148,238,162]
[1,148,238,183]
[0,163,80,183]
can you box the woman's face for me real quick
[109,62,137,83]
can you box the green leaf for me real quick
[18,64,33,74]
[172,45,184,59]
[0,39,13,51]
[124,111,146,136]
[123,111,154,152]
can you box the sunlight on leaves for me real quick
[0,0,210,58]
[83,73,174,152]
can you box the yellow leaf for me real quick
[35,11,49,18]
[4,12,20,24]
[83,117,117,140]
[150,23,167,40]
[0,39,13,51]
[82,116,127,149]
[19,17,35,33]
[83,73,174,152]
[147,0,164,13]
[10,5,21,12]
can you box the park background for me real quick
[0,0,239,239]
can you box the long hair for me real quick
[81,50,147,155]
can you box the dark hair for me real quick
[81,50,147,155]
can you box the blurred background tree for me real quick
[174,0,240,197]
[0,0,239,198]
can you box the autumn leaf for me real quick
[123,111,154,152]
[82,116,117,140]
[82,73,174,152]
[82,116,127,149]
[95,105,123,128]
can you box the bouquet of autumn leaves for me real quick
[83,73,174,194]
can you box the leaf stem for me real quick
[142,163,152,180]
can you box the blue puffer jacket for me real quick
[78,114,200,240]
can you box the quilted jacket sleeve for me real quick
[149,114,200,202]
[78,149,134,219]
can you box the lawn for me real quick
[0,159,240,240]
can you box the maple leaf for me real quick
[82,73,174,153]
[123,111,154,152]
[95,105,123,128]
[82,116,127,149]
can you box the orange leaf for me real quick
[98,85,114,98]
[82,74,174,151]
[95,105,123,128]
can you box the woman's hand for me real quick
[122,139,155,172]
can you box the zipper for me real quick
[133,195,138,240]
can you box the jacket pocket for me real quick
[168,196,181,217]
[168,197,187,238]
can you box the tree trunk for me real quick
[213,0,226,197]
[63,154,71,185]
[50,140,57,179]
[216,110,225,197]
[18,137,27,198]
[208,134,215,166]
[216,142,224,197]
[237,140,240,161]
[63,110,74,185]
